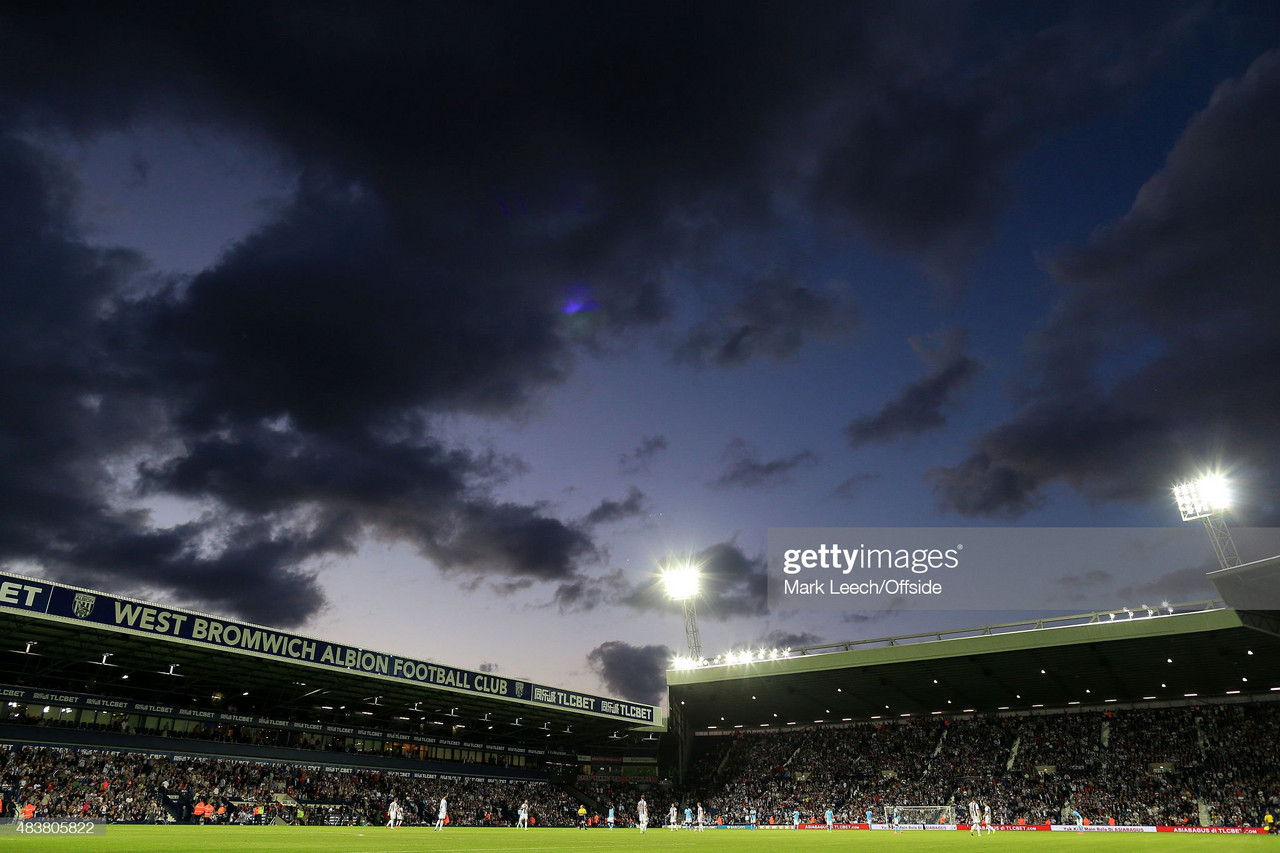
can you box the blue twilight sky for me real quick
[1,1,1278,706]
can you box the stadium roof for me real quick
[667,604,1280,732]
[0,571,662,754]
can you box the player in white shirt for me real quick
[668,804,678,830]
[982,802,993,835]
[517,801,529,829]
[969,800,981,836]
[386,798,400,828]
[696,803,705,831]
[637,797,648,833]
[435,794,448,831]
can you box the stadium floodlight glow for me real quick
[661,562,700,600]
[1173,473,1241,569]
[1173,475,1230,521]
[661,559,703,658]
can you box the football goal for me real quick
[884,805,956,826]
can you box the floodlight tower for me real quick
[662,562,702,659]
[1173,474,1241,570]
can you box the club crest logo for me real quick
[515,681,525,699]
[72,593,96,619]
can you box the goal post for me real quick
[884,805,956,826]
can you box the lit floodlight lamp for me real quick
[1174,475,1230,521]
[661,560,703,658]
[1173,473,1241,569]
[661,563,700,600]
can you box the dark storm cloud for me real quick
[136,405,594,588]
[142,181,571,430]
[832,472,882,502]
[676,275,860,368]
[1115,564,1217,606]
[0,147,598,623]
[755,629,823,650]
[126,153,149,189]
[551,570,627,614]
[1,3,1200,285]
[0,153,597,617]
[587,640,672,706]
[809,4,1203,277]
[428,501,596,582]
[617,435,669,475]
[842,608,904,625]
[712,439,819,491]
[933,50,1280,520]
[0,136,332,625]
[1052,569,1114,605]
[845,329,980,447]
[583,488,649,527]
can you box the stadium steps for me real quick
[1198,801,1211,827]
[558,782,600,813]
[714,739,737,779]
[156,791,184,823]
[1006,735,1020,771]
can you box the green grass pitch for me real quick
[0,826,1273,853]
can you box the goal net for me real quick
[884,805,955,826]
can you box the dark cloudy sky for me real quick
[2,1,1277,706]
